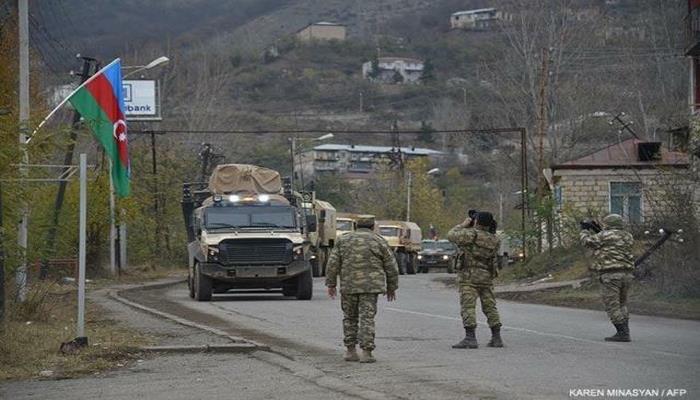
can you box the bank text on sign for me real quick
[123,80,161,121]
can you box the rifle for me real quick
[635,228,681,268]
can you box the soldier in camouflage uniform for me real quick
[326,215,399,363]
[580,213,635,342]
[447,211,503,349]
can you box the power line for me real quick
[129,127,524,135]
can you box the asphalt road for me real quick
[141,275,700,400]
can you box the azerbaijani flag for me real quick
[68,59,130,197]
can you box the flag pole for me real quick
[27,58,122,143]
[109,159,117,276]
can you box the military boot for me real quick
[452,327,478,349]
[605,321,631,342]
[487,325,504,348]
[359,349,376,363]
[343,346,359,362]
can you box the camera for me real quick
[580,219,602,233]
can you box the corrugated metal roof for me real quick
[313,143,443,156]
[553,138,689,169]
[452,8,497,16]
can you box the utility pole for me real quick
[42,56,97,279]
[16,0,29,302]
[406,171,412,222]
[536,47,549,254]
[0,182,5,324]
[150,130,159,261]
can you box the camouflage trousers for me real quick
[341,293,379,350]
[600,272,634,324]
[459,284,501,329]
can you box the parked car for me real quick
[417,240,458,273]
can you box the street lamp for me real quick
[290,133,334,190]
[123,56,170,78]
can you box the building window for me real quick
[610,182,642,224]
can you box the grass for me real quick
[434,245,700,320]
[0,281,154,381]
[498,246,589,284]
[497,281,700,320]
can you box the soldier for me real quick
[326,215,399,363]
[580,213,635,342]
[447,211,503,349]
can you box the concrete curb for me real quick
[110,278,399,400]
[109,286,270,351]
[141,344,258,354]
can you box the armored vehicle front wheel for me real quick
[296,269,313,300]
[193,263,212,301]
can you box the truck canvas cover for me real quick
[209,164,282,195]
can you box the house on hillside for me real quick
[300,144,443,180]
[296,22,346,42]
[362,57,425,84]
[450,8,506,30]
[550,138,690,225]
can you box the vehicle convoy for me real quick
[417,239,458,273]
[376,220,422,274]
[181,164,317,301]
[300,191,337,277]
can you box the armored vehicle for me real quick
[181,164,316,301]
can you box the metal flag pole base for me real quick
[60,153,89,355]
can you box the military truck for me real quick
[376,220,422,274]
[181,164,317,301]
[335,213,357,237]
[299,191,337,277]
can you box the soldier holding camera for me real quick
[447,211,503,349]
[580,214,635,342]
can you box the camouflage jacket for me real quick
[325,228,399,294]
[447,225,500,287]
[580,229,634,273]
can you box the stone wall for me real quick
[553,168,691,223]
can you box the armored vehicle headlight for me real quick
[442,255,449,260]
[208,246,219,257]
[417,255,423,260]
[258,194,270,202]
[229,195,241,202]
[213,195,222,203]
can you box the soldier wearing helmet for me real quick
[580,213,635,342]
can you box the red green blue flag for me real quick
[68,58,131,197]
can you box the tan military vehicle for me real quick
[181,164,316,301]
[335,212,376,238]
[335,213,358,237]
[376,220,422,274]
[300,192,337,277]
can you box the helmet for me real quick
[356,215,375,229]
[603,214,624,229]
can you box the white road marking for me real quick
[384,307,687,358]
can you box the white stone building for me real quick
[362,57,424,84]
[450,8,505,30]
